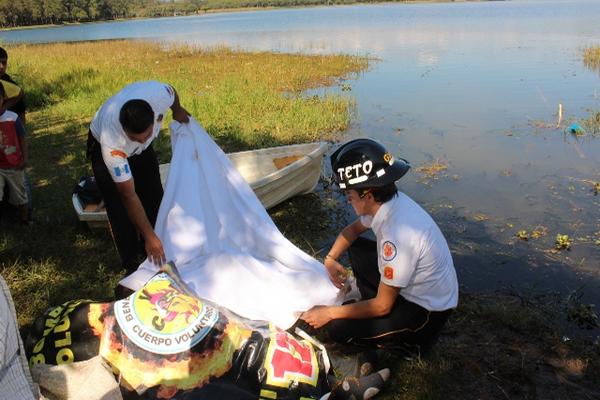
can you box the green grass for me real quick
[0,40,369,325]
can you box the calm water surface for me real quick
[3,0,600,304]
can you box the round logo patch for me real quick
[114,273,219,355]
[382,241,397,261]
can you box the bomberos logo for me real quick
[114,273,219,354]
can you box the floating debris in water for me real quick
[473,214,489,222]
[566,123,586,136]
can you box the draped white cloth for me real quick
[120,118,341,329]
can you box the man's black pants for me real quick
[87,132,163,274]
[326,237,452,351]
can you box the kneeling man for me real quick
[301,139,458,350]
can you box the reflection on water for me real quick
[2,0,600,304]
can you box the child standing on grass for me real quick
[0,81,29,225]
[0,47,33,222]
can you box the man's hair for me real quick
[0,47,7,60]
[0,82,6,99]
[119,99,154,134]
[370,183,398,204]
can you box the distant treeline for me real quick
[0,0,431,28]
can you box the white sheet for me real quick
[120,118,341,328]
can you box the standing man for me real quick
[87,81,189,277]
[301,139,458,351]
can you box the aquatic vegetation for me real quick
[531,226,548,239]
[582,46,600,74]
[580,110,600,136]
[416,161,447,176]
[567,290,599,330]
[565,177,600,196]
[514,227,547,242]
[555,234,572,251]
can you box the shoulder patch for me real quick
[110,150,128,159]
[113,163,130,178]
[381,241,397,261]
[383,266,394,280]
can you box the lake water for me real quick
[3,0,600,307]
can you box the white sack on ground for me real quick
[120,118,341,328]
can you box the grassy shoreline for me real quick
[1,40,599,398]
[1,40,369,325]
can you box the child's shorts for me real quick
[0,169,27,206]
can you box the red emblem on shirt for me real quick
[383,266,394,280]
[110,150,127,159]
[382,241,397,261]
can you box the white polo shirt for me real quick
[90,81,175,182]
[360,192,458,311]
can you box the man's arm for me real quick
[170,88,190,124]
[323,219,368,288]
[301,282,399,328]
[115,179,166,265]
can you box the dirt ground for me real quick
[376,292,600,400]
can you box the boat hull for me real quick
[72,142,329,228]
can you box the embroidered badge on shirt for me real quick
[382,241,397,261]
[110,150,127,159]
[383,266,394,280]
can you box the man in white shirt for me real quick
[301,139,458,350]
[87,81,189,281]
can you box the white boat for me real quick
[72,142,330,228]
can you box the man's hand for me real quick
[144,232,166,266]
[172,106,190,124]
[301,306,333,329]
[324,257,348,289]
[170,88,190,124]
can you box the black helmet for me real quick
[330,138,410,190]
